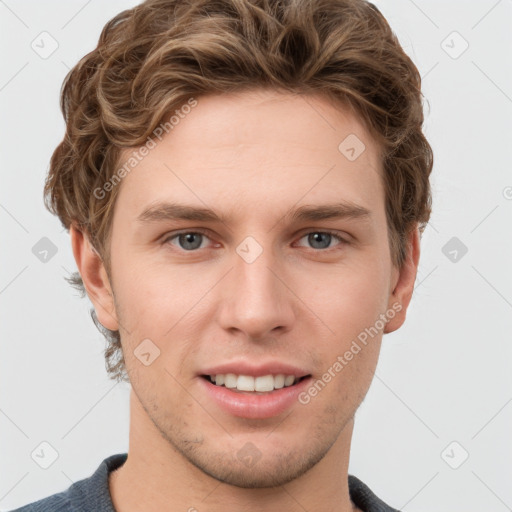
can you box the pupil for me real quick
[180,233,202,250]
[309,232,330,249]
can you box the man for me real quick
[12,0,433,510]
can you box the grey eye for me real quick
[306,232,333,249]
[170,232,208,251]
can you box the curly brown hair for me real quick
[45,0,433,382]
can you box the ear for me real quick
[70,225,119,331]
[384,225,421,334]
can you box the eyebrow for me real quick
[136,201,372,225]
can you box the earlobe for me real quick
[383,226,421,334]
[70,225,119,331]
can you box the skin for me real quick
[71,88,420,512]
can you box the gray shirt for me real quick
[10,453,400,512]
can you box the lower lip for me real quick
[198,376,312,419]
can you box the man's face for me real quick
[103,89,401,487]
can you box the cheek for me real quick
[308,275,384,403]
[312,260,389,333]
[111,256,215,370]
[303,260,388,395]
[112,251,181,314]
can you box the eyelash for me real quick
[162,229,349,252]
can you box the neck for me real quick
[109,390,359,512]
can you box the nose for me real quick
[217,239,296,341]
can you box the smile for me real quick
[203,373,309,393]
[199,374,313,419]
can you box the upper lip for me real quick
[199,360,311,378]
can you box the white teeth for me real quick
[224,373,238,388]
[209,373,301,392]
[273,374,285,389]
[284,375,295,386]
[255,375,274,392]
[237,375,255,391]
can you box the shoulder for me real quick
[8,453,128,512]
[348,474,401,512]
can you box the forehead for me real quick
[114,89,385,226]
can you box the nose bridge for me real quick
[220,235,294,338]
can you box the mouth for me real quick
[200,373,312,394]
[198,372,313,419]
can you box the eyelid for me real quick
[162,228,349,251]
[294,229,349,246]
[161,228,216,247]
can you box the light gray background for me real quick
[1,1,511,510]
